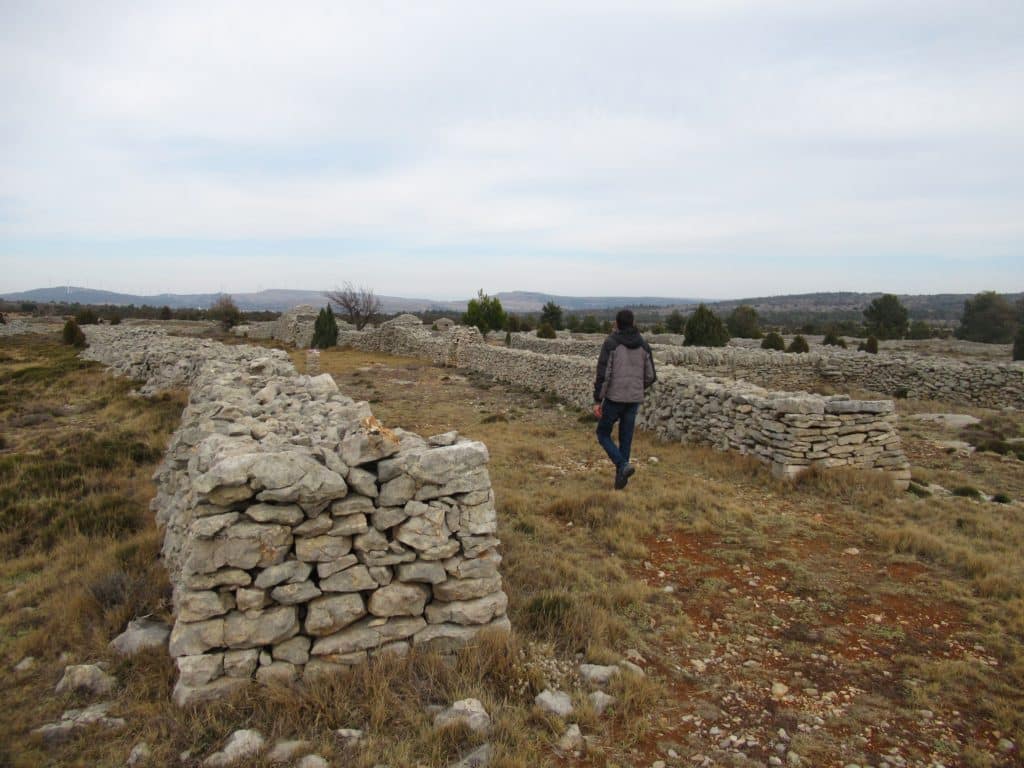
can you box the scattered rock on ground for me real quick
[618,660,644,676]
[335,728,365,744]
[110,618,172,655]
[14,656,36,673]
[535,689,574,717]
[32,702,126,745]
[588,690,615,715]
[578,663,619,687]
[204,729,265,767]
[557,723,584,753]
[434,698,491,734]
[55,664,116,696]
[126,741,151,766]
[267,739,311,763]
[447,743,492,768]
[296,756,329,768]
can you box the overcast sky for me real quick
[2,0,1022,300]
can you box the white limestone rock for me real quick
[425,592,507,625]
[223,606,300,649]
[244,503,305,525]
[296,534,353,562]
[176,653,224,687]
[55,664,116,696]
[578,664,620,688]
[395,561,447,584]
[433,575,502,602]
[223,649,259,678]
[310,616,426,656]
[185,522,292,574]
[267,739,312,763]
[271,580,322,605]
[434,698,491,734]
[394,505,450,551]
[535,689,574,718]
[346,467,379,498]
[254,560,313,589]
[588,690,615,715]
[305,594,367,636]
[413,615,511,653]
[176,590,235,622]
[273,636,311,665]
[110,618,171,656]
[204,728,265,767]
[367,583,430,617]
[320,565,377,593]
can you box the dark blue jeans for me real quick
[596,400,640,469]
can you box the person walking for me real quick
[593,309,656,489]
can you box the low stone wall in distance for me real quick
[507,332,1023,410]
[82,327,509,706]
[339,320,911,486]
[237,304,338,348]
[656,345,1024,410]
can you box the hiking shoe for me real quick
[614,463,636,490]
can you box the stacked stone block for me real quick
[506,332,1023,410]
[81,327,509,706]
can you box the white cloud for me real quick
[2,0,1023,296]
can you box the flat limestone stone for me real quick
[109,618,171,656]
[425,591,508,625]
[413,615,510,653]
[223,606,299,649]
[367,583,430,618]
[433,575,502,602]
[320,565,377,593]
[305,594,366,636]
[295,535,352,562]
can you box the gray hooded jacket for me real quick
[593,326,656,403]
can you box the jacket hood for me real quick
[612,326,645,349]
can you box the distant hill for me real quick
[492,291,702,312]
[668,291,1024,324]
[0,286,454,313]
[0,287,701,314]
[3,287,1020,323]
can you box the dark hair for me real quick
[615,309,635,329]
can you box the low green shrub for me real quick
[74,308,99,325]
[822,328,847,347]
[858,335,879,354]
[311,305,338,349]
[1014,326,1023,361]
[761,331,785,351]
[684,304,730,347]
[952,485,982,499]
[907,481,932,498]
[62,318,88,348]
[787,335,810,353]
[536,322,556,339]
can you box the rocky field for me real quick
[0,328,1021,767]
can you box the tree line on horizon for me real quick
[12,286,1023,361]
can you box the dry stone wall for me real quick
[236,304,348,348]
[338,320,910,486]
[656,345,1024,410]
[81,327,509,706]
[509,333,1023,410]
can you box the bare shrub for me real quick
[326,282,382,330]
